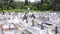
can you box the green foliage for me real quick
[24,5,28,9]
[41,3,50,10]
[25,0,28,5]
[56,4,60,11]
[29,6,33,10]
[8,7,12,10]
[0,0,60,12]
[33,6,38,10]
[0,8,1,11]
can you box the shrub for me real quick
[41,3,50,10]
[56,4,60,11]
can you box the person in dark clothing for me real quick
[23,13,27,20]
[31,14,36,26]
[31,14,36,19]
[23,15,27,19]
[23,13,28,23]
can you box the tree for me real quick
[41,3,50,10]
[25,0,28,5]
[51,0,60,11]
[56,4,60,11]
[41,0,44,5]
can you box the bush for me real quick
[3,7,7,10]
[24,5,28,9]
[29,6,33,10]
[41,3,50,10]
[33,6,38,10]
[56,4,60,11]
[0,8,1,11]
[8,7,12,10]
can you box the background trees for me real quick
[52,0,60,11]
[25,0,28,5]
[0,0,60,11]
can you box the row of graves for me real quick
[0,12,60,34]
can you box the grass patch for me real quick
[0,9,55,12]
